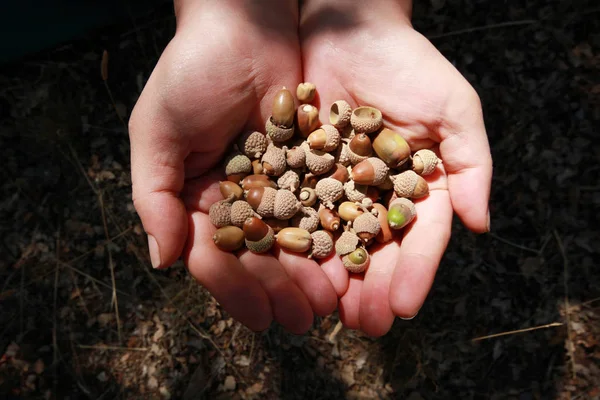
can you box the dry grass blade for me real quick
[77,344,148,352]
[427,19,538,39]
[488,232,541,255]
[471,322,564,342]
[100,49,127,131]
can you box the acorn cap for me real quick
[387,197,417,230]
[392,170,429,199]
[352,212,381,243]
[244,217,275,253]
[309,230,334,259]
[271,87,295,128]
[209,201,232,228]
[412,149,439,176]
[303,142,336,175]
[277,170,300,192]
[225,153,252,177]
[291,206,320,233]
[213,226,245,252]
[261,143,287,176]
[237,130,268,159]
[315,178,344,209]
[343,180,368,202]
[335,231,360,256]
[246,186,277,218]
[335,140,352,167]
[273,189,302,220]
[342,248,370,273]
[307,124,341,152]
[350,106,383,134]
[266,118,295,142]
[351,157,390,186]
[329,100,352,129]
[230,200,258,227]
[286,145,306,169]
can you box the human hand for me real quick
[300,0,493,336]
[128,0,340,334]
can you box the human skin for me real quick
[300,0,493,336]
[128,0,340,335]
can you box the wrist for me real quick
[301,0,412,28]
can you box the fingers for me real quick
[129,87,188,269]
[185,211,273,332]
[439,88,493,234]
[274,247,338,317]
[318,254,349,297]
[389,189,453,318]
[239,251,314,335]
[338,275,363,330]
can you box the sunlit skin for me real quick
[128,0,493,337]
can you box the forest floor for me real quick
[1,0,599,399]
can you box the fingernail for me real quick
[148,235,161,269]
[400,309,419,321]
[486,208,491,232]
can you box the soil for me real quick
[1,0,599,399]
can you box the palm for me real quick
[302,23,491,335]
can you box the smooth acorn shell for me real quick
[219,181,243,201]
[296,82,316,103]
[387,198,416,229]
[243,217,270,242]
[251,159,263,175]
[338,201,363,222]
[372,203,393,243]
[297,104,320,138]
[307,128,327,150]
[324,163,350,183]
[240,175,277,190]
[349,134,372,157]
[276,227,312,252]
[213,226,245,252]
[372,128,411,168]
[272,87,295,127]
[318,207,341,231]
[245,187,265,210]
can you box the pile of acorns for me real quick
[209,83,440,273]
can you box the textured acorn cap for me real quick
[342,249,370,273]
[392,170,429,199]
[335,140,352,167]
[412,149,439,176]
[352,212,381,243]
[329,100,352,129]
[261,143,287,176]
[376,174,395,191]
[230,200,258,227]
[335,231,360,256]
[237,130,268,159]
[266,118,294,142]
[350,106,383,134]
[225,153,252,176]
[343,180,368,202]
[286,145,306,169]
[291,206,320,233]
[277,170,300,192]
[273,189,302,220]
[315,178,344,209]
[308,124,341,152]
[245,225,275,253]
[351,157,390,186]
[246,186,277,218]
[302,142,336,175]
[309,230,334,259]
[209,201,232,228]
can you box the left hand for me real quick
[300,1,493,336]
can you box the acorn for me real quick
[307,125,340,152]
[342,248,370,273]
[338,201,364,222]
[230,200,259,227]
[296,82,317,103]
[251,159,263,175]
[329,100,352,129]
[275,227,312,253]
[240,174,277,190]
[372,203,393,243]
[209,195,235,227]
[315,178,344,209]
[271,86,295,128]
[296,104,320,138]
[391,170,429,199]
[411,149,440,176]
[243,217,275,254]
[351,157,390,186]
[303,142,336,176]
[324,163,350,183]
[219,181,243,201]
[387,198,417,230]
[263,217,289,233]
[237,130,268,159]
[348,133,372,165]
[291,206,320,233]
[308,230,334,259]
[376,174,395,191]
[352,212,381,243]
[318,205,341,232]
[301,173,318,189]
[350,106,382,134]
[299,187,318,207]
[343,180,368,202]
[273,189,302,220]
[225,152,252,183]
[286,145,307,169]
[277,170,300,192]
[261,143,287,176]
[372,128,411,168]
[266,118,294,143]
[335,230,360,256]
[212,226,245,252]
[246,187,277,218]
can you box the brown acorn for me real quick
[261,143,287,176]
[308,230,334,259]
[240,174,278,190]
[342,248,370,273]
[307,124,341,152]
[286,145,307,169]
[329,100,352,129]
[343,180,368,203]
[212,226,245,252]
[209,194,235,228]
[372,128,411,168]
[391,170,429,199]
[296,82,317,103]
[303,142,336,176]
[348,133,372,165]
[324,163,350,183]
[350,106,383,134]
[275,227,312,253]
[245,187,277,218]
[219,181,243,201]
[243,217,275,253]
[271,86,295,128]
[224,152,252,183]
[372,203,393,244]
[351,157,390,186]
[229,200,259,227]
[411,149,440,176]
[237,130,268,159]
[318,205,341,232]
[251,159,263,175]
[352,212,381,243]
[315,178,344,209]
[301,173,318,189]
[296,104,320,138]
[338,201,364,222]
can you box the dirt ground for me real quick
[1,1,599,399]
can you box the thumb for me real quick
[129,89,188,269]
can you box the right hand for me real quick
[128,0,341,334]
